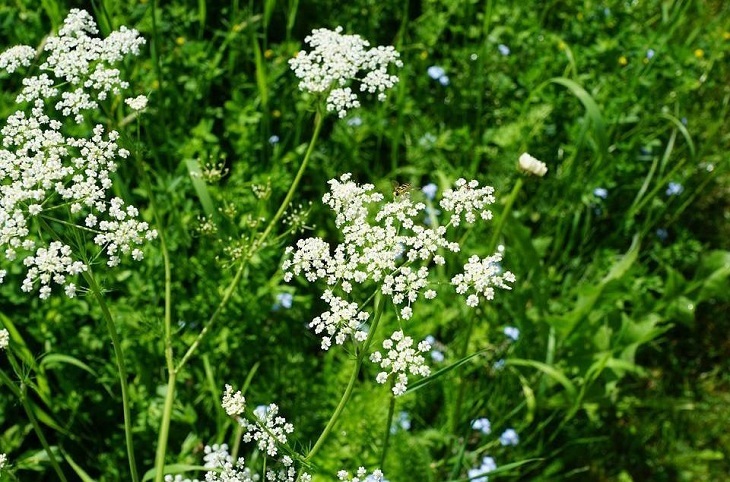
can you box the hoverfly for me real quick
[391,180,413,197]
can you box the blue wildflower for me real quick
[499,428,519,446]
[666,182,684,196]
[656,228,668,241]
[593,187,608,199]
[431,350,445,362]
[427,65,446,80]
[498,44,510,56]
[347,116,362,127]
[274,292,293,310]
[681,117,688,126]
[422,183,438,201]
[391,411,411,433]
[471,417,491,435]
[438,75,450,86]
[268,135,279,145]
[253,404,269,420]
[468,456,497,482]
[493,359,506,371]
[646,48,655,60]
[503,326,520,341]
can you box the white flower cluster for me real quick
[370,330,431,396]
[0,9,156,299]
[241,404,294,457]
[439,179,496,226]
[310,290,370,350]
[283,174,508,343]
[265,455,311,482]
[221,384,247,416]
[336,467,385,482]
[452,253,516,307]
[203,444,232,469]
[1,328,9,350]
[0,452,6,469]
[289,27,402,117]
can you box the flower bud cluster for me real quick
[289,27,402,117]
[241,404,294,457]
[0,9,156,299]
[370,330,431,396]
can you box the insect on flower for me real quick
[391,181,414,197]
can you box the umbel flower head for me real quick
[289,27,402,118]
[0,9,156,299]
[283,174,515,392]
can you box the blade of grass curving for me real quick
[549,77,608,158]
[506,358,578,400]
[252,36,269,109]
[405,351,485,395]
[286,0,299,41]
[185,159,217,219]
[40,354,97,377]
[0,313,52,403]
[63,451,97,482]
[660,112,695,160]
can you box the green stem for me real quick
[255,108,324,248]
[83,270,140,482]
[136,146,177,482]
[379,391,396,468]
[451,177,524,436]
[304,294,386,463]
[176,108,325,371]
[0,369,68,482]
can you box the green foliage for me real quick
[1,0,729,481]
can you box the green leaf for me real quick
[185,159,217,219]
[63,450,97,482]
[405,351,484,394]
[506,358,578,400]
[550,77,608,156]
[39,354,97,377]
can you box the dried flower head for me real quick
[518,152,548,177]
[289,27,402,117]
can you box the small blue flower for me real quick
[503,326,520,341]
[471,417,491,435]
[391,411,411,433]
[593,187,608,199]
[427,65,446,80]
[274,292,293,310]
[666,182,684,196]
[419,133,437,148]
[254,404,269,420]
[646,48,655,60]
[681,117,688,126]
[268,135,280,145]
[498,44,510,56]
[499,428,519,446]
[431,350,445,362]
[468,456,497,482]
[422,183,438,201]
[425,335,437,345]
[424,206,441,226]
[438,75,450,86]
[346,116,362,127]
[656,228,668,241]
[493,359,506,371]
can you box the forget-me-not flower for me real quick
[471,417,491,435]
[503,326,519,341]
[498,44,510,56]
[593,187,608,199]
[666,182,684,196]
[499,428,519,446]
[468,456,497,482]
[422,183,438,201]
